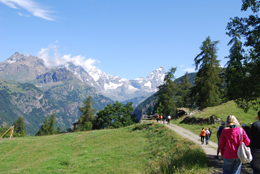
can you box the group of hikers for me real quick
[199,127,212,145]
[200,112,260,174]
[154,113,171,124]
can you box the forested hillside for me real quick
[0,79,113,135]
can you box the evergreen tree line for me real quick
[74,96,138,132]
[35,111,61,136]
[153,0,260,116]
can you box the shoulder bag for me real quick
[237,128,252,163]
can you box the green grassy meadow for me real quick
[171,101,258,143]
[0,123,210,174]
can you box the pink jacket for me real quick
[220,127,250,159]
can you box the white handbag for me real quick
[237,128,252,163]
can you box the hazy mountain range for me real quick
[0,52,166,134]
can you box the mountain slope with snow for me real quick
[64,64,166,101]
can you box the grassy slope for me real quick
[0,123,210,174]
[171,100,258,143]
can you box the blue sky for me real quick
[0,0,252,79]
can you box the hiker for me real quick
[154,113,157,121]
[200,127,206,145]
[215,121,225,159]
[167,115,171,124]
[208,128,212,140]
[156,114,159,122]
[249,111,260,174]
[220,115,250,174]
[163,115,166,124]
[160,114,163,123]
[205,128,210,145]
[241,124,250,137]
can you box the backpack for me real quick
[217,126,224,138]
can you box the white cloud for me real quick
[180,64,184,67]
[182,68,196,73]
[0,0,55,21]
[17,12,30,17]
[37,43,100,72]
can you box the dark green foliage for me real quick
[35,111,57,136]
[192,36,221,109]
[134,72,197,120]
[56,126,61,134]
[225,33,246,101]
[225,0,260,111]
[177,72,192,108]
[155,67,180,116]
[75,96,97,131]
[94,101,137,129]
[49,112,56,134]
[13,116,27,137]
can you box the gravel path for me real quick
[163,122,253,174]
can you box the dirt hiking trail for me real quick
[165,123,253,174]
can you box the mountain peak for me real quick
[5,52,24,63]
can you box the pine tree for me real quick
[76,96,97,131]
[178,72,192,108]
[193,36,221,109]
[49,111,56,135]
[35,112,57,136]
[56,126,61,134]
[225,33,246,101]
[13,116,27,137]
[156,67,179,116]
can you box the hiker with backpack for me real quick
[208,128,212,140]
[154,113,157,122]
[167,115,171,124]
[160,114,163,123]
[215,121,225,159]
[163,115,166,124]
[200,127,206,145]
[205,128,210,145]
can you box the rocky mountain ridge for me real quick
[0,52,166,102]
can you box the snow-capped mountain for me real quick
[64,63,166,101]
[0,52,166,102]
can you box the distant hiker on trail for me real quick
[154,113,157,121]
[200,127,206,145]
[163,115,166,124]
[156,114,159,122]
[208,128,212,140]
[160,114,163,123]
[205,128,210,145]
[167,115,171,124]
[215,121,225,159]
[249,111,260,173]
[220,115,250,174]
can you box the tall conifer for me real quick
[193,36,221,109]
[156,67,179,116]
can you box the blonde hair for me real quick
[226,115,240,127]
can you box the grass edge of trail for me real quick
[0,123,212,174]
